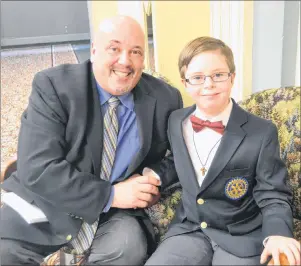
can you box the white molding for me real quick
[210,1,244,101]
[87,1,93,40]
[296,5,300,86]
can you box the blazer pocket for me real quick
[224,168,251,178]
[227,212,262,236]
[12,185,35,204]
[228,167,250,172]
[21,193,34,204]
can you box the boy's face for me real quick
[183,50,235,117]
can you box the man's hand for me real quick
[111,174,161,209]
[260,236,300,265]
[147,192,161,207]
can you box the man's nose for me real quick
[118,50,131,65]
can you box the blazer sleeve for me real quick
[253,122,294,239]
[147,90,183,190]
[17,72,111,224]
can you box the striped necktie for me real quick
[67,96,120,255]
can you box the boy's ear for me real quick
[231,73,236,84]
[181,79,186,86]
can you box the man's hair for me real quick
[178,36,235,79]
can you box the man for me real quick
[1,16,182,265]
[145,37,300,265]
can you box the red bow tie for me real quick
[190,115,225,134]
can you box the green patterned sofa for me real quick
[146,86,301,243]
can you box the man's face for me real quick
[183,50,235,117]
[91,22,145,95]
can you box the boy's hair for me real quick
[178,36,235,79]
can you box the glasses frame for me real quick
[184,72,232,86]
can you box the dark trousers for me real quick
[1,207,147,265]
[145,231,261,265]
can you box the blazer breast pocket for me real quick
[224,168,251,177]
[227,212,262,236]
[224,167,255,183]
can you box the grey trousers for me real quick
[145,231,261,265]
[1,208,147,265]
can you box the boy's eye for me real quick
[214,73,224,77]
[192,75,205,80]
[214,73,229,78]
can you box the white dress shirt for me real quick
[183,100,233,187]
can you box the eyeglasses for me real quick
[184,72,232,85]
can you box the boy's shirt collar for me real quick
[194,98,233,127]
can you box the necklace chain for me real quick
[192,131,222,176]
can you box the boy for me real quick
[145,37,300,265]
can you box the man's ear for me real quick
[90,42,96,63]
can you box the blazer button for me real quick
[200,222,207,229]
[197,198,205,205]
[66,234,72,241]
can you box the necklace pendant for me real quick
[201,167,207,176]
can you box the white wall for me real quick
[252,1,300,92]
[252,1,285,92]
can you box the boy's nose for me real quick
[203,76,214,90]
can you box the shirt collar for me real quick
[194,99,233,126]
[96,81,134,111]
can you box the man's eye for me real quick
[108,47,119,53]
[132,50,142,56]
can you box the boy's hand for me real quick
[260,236,300,265]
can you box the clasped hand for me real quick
[111,174,161,209]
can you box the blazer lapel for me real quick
[86,69,103,177]
[125,82,156,177]
[171,106,201,196]
[199,100,248,194]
